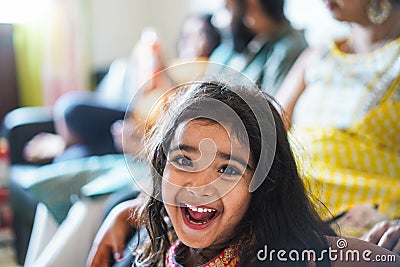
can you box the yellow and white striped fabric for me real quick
[292,108,400,220]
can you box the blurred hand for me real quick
[23,132,66,163]
[362,220,400,255]
[86,199,139,267]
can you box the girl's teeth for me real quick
[186,204,215,213]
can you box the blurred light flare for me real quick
[0,0,53,24]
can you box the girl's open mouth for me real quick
[181,203,220,230]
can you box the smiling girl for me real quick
[131,80,399,267]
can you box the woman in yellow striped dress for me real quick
[277,0,400,251]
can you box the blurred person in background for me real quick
[209,0,307,94]
[276,0,400,253]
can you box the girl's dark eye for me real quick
[173,155,193,167]
[218,165,241,176]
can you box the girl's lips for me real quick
[180,203,221,231]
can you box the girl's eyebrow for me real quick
[168,144,197,153]
[169,143,253,171]
[217,151,253,171]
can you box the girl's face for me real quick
[322,0,370,23]
[162,120,254,249]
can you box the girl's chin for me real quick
[179,238,212,249]
[179,236,230,251]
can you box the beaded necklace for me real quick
[166,241,241,267]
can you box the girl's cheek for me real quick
[164,162,190,186]
[163,164,178,184]
[211,175,248,198]
[161,182,174,205]
[161,166,181,204]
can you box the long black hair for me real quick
[136,80,336,266]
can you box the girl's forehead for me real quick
[175,119,234,139]
[171,119,251,154]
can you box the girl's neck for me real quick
[178,245,224,267]
[347,8,400,53]
[174,241,239,267]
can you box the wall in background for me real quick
[89,0,180,70]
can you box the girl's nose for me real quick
[184,182,219,205]
[186,183,217,198]
[182,138,220,199]
[183,168,219,201]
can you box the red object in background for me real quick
[0,138,9,188]
[0,188,11,228]
[0,138,11,230]
[0,187,7,202]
